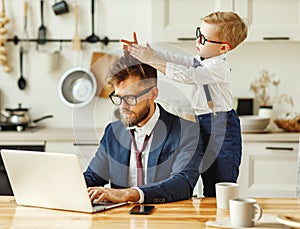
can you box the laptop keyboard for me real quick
[92,201,116,207]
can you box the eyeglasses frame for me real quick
[109,86,154,106]
[196,27,232,49]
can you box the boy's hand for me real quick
[129,43,156,64]
[120,32,138,51]
[121,33,166,74]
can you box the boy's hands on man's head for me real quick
[121,32,156,64]
[128,43,156,65]
[121,32,167,74]
[121,32,139,51]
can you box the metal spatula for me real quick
[37,0,46,45]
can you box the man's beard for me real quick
[120,101,151,127]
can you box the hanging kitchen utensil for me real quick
[17,47,26,90]
[37,0,46,45]
[20,1,29,52]
[72,4,81,51]
[52,0,69,15]
[86,0,100,43]
[17,1,28,90]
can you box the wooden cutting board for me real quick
[90,52,117,98]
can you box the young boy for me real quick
[121,11,248,197]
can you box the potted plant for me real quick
[250,69,280,117]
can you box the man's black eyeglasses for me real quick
[109,86,154,106]
[196,27,232,48]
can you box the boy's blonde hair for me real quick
[202,11,248,50]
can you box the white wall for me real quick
[0,0,152,129]
[0,0,299,129]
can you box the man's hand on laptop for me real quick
[87,187,140,204]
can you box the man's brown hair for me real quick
[107,53,157,87]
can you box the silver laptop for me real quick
[1,149,127,213]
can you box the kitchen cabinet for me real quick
[151,0,234,42]
[152,0,300,42]
[234,0,300,41]
[46,141,98,171]
[238,141,299,197]
[96,0,151,41]
[194,133,299,198]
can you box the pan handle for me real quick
[91,0,95,34]
[32,115,53,123]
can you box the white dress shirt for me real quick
[127,104,160,203]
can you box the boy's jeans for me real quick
[195,109,242,197]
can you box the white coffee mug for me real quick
[215,182,239,209]
[229,198,263,227]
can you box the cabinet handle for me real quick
[73,143,99,146]
[177,38,195,41]
[263,37,290,40]
[265,146,294,151]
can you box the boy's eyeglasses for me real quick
[196,27,232,49]
[109,86,154,106]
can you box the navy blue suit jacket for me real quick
[84,104,202,203]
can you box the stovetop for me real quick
[0,122,42,132]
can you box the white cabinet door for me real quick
[238,142,298,197]
[151,0,234,42]
[96,0,151,41]
[235,0,300,41]
[46,141,98,171]
[72,143,99,171]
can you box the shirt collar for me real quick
[199,53,227,64]
[127,103,160,136]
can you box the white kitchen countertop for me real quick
[0,128,299,143]
[242,131,299,142]
[0,127,104,143]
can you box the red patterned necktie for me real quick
[129,129,150,186]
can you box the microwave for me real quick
[236,98,257,116]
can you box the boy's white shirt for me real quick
[155,50,233,115]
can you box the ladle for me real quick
[86,0,100,43]
[17,48,26,90]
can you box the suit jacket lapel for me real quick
[147,106,170,184]
[111,123,131,187]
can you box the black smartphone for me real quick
[129,205,155,215]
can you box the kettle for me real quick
[1,103,31,125]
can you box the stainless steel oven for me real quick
[0,144,45,195]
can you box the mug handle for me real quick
[253,203,263,222]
